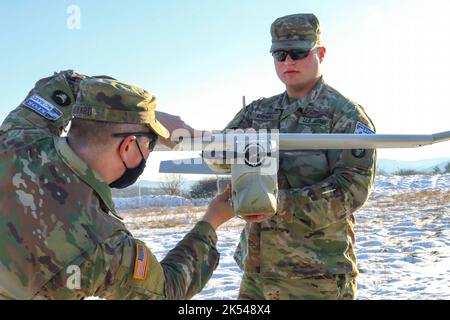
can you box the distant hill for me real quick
[377,157,450,174]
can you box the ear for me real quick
[318,47,326,63]
[117,135,137,163]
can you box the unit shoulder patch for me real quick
[52,90,72,107]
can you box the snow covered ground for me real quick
[371,174,450,196]
[116,174,450,300]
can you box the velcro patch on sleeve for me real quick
[354,121,375,134]
[133,242,149,280]
[22,94,62,121]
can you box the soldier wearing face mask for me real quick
[0,71,233,300]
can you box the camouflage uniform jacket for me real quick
[226,77,376,278]
[0,71,219,299]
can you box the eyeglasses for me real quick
[111,131,159,151]
[272,49,313,62]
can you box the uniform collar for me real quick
[308,76,325,105]
[53,137,119,217]
[279,76,326,119]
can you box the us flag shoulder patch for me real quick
[133,242,148,280]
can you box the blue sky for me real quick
[1,0,449,179]
[0,0,383,103]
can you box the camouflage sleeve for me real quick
[37,221,219,300]
[278,103,377,231]
[0,71,85,137]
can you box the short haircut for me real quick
[68,118,147,150]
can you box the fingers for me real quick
[234,128,256,134]
[242,212,273,223]
[157,136,177,149]
[244,216,265,223]
[216,184,232,201]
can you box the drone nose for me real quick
[244,143,266,167]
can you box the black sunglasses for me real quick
[272,49,312,62]
[111,131,159,151]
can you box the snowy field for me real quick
[116,174,450,300]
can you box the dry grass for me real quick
[120,206,207,230]
[120,205,247,230]
[119,190,449,231]
[368,190,450,210]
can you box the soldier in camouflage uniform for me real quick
[0,70,233,299]
[225,14,377,300]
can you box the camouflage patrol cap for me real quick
[270,14,322,52]
[72,78,169,138]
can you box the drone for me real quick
[158,130,450,217]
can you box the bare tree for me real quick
[432,165,442,175]
[189,177,231,199]
[394,169,423,176]
[189,178,217,199]
[158,174,186,196]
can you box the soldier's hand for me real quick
[155,111,206,149]
[240,213,274,223]
[201,184,234,230]
[233,128,256,134]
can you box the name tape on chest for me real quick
[354,121,375,135]
[23,94,62,121]
[133,242,148,280]
[298,117,330,126]
[251,113,279,121]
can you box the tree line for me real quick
[113,163,450,198]
[377,162,450,176]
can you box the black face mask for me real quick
[109,140,147,189]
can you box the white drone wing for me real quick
[157,131,450,151]
[158,131,450,175]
